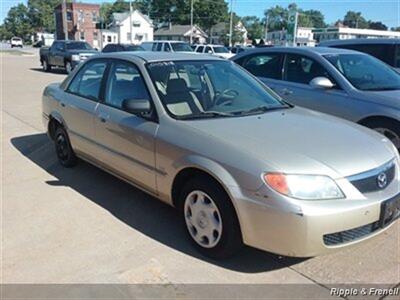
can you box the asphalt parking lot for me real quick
[1,50,399,295]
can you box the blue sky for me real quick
[1,0,399,28]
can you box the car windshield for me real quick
[125,45,144,51]
[66,42,93,50]
[147,60,289,120]
[324,53,400,91]
[214,46,230,53]
[170,43,193,52]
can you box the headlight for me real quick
[263,173,344,200]
[71,54,80,61]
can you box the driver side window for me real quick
[284,54,338,88]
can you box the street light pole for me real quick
[190,0,194,44]
[129,0,133,44]
[229,0,234,47]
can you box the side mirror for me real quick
[122,98,151,115]
[309,77,334,89]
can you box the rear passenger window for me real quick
[284,54,335,85]
[196,46,204,53]
[105,61,150,109]
[164,43,171,52]
[67,60,107,101]
[243,53,283,80]
[151,43,157,51]
[156,43,163,51]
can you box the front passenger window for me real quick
[105,62,150,109]
[284,54,336,86]
[67,60,107,101]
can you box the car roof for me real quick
[232,46,362,60]
[319,38,400,46]
[100,51,224,63]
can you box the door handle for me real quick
[98,113,109,123]
[60,102,66,107]
[281,88,293,95]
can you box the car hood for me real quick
[358,89,400,109]
[184,107,395,178]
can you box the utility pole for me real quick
[228,0,234,47]
[62,0,68,40]
[129,0,133,44]
[190,0,194,44]
[264,14,269,41]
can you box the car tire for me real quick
[54,127,77,167]
[364,119,400,151]
[179,176,243,259]
[43,59,51,72]
[65,61,72,74]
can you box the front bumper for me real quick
[230,178,400,257]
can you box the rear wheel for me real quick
[364,119,400,150]
[180,176,243,259]
[54,127,77,167]
[42,59,51,72]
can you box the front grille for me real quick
[323,221,380,246]
[348,161,396,193]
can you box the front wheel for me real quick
[180,177,243,259]
[65,61,73,74]
[365,120,400,150]
[54,127,77,167]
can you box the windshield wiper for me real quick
[177,111,235,120]
[236,105,290,116]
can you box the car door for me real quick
[239,52,285,92]
[62,59,108,155]
[94,59,158,193]
[278,53,352,117]
[53,42,66,66]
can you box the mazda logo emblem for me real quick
[377,172,388,189]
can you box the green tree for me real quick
[241,16,264,40]
[264,5,287,31]
[2,3,32,41]
[27,0,61,33]
[301,9,325,28]
[368,21,388,30]
[343,11,369,29]
[101,0,150,24]
[192,0,229,34]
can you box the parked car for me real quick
[194,44,234,59]
[10,37,23,48]
[42,52,400,259]
[230,45,253,54]
[141,41,193,53]
[232,47,400,150]
[102,43,144,53]
[40,40,98,74]
[319,38,400,71]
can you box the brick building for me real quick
[55,2,100,48]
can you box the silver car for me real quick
[232,47,400,150]
[42,52,400,259]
